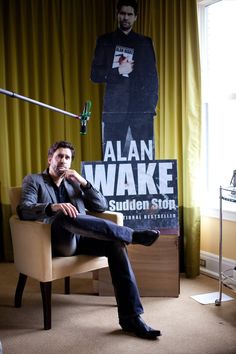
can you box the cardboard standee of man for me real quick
[89,0,178,233]
[91,0,158,157]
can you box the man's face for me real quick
[117,6,137,32]
[48,147,72,177]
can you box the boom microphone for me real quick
[0,88,92,136]
[79,100,92,135]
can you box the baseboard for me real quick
[200,250,236,279]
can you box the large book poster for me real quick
[82,159,178,232]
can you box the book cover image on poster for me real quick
[112,45,134,77]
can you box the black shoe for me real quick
[132,230,160,246]
[120,315,162,340]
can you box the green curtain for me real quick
[0,0,201,277]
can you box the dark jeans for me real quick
[51,212,144,319]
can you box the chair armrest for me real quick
[86,210,124,226]
[9,215,53,281]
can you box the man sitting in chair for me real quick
[17,140,161,340]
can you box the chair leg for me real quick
[40,281,52,330]
[93,270,99,280]
[64,276,70,294]
[15,273,27,308]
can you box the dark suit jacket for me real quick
[91,29,158,116]
[17,169,108,223]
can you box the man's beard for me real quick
[54,164,67,177]
[119,21,132,31]
[56,169,65,176]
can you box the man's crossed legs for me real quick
[51,212,161,340]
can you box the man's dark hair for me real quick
[117,0,138,15]
[48,141,75,160]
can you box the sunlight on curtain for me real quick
[0,0,201,277]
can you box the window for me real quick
[198,0,236,216]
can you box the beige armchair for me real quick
[9,187,123,330]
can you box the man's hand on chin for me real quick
[64,169,88,187]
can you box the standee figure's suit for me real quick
[91,28,158,152]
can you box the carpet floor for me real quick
[0,263,235,354]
